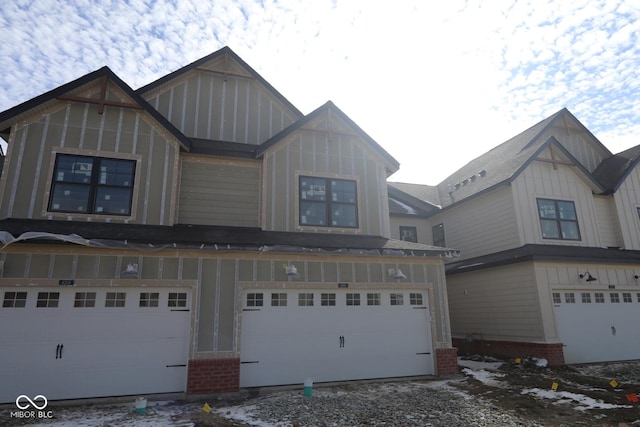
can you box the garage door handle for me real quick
[339,336,345,348]
[56,344,64,359]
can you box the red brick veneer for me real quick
[453,338,565,366]
[187,358,240,394]
[436,347,459,376]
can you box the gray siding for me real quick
[429,185,519,260]
[447,263,544,341]
[178,157,260,227]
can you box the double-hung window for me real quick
[536,198,580,240]
[49,154,136,215]
[299,176,358,228]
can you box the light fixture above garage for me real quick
[579,271,597,282]
[388,268,407,281]
[121,262,139,278]
[284,264,299,277]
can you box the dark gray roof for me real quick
[446,244,640,275]
[593,144,640,193]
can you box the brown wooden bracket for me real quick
[56,75,143,114]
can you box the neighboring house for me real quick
[390,108,640,366]
[0,47,458,403]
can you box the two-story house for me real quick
[390,108,640,366]
[0,47,458,403]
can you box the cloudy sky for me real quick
[1,0,638,184]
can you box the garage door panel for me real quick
[240,289,434,388]
[0,286,191,403]
[553,290,640,364]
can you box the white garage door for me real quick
[553,290,640,364]
[240,288,434,388]
[0,286,191,403]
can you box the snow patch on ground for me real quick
[521,388,633,411]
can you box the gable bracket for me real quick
[195,67,254,80]
[535,145,574,170]
[56,76,143,114]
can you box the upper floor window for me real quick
[536,198,580,240]
[299,176,358,228]
[399,226,417,243]
[432,223,445,247]
[49,154,136,215]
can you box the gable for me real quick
[138,47,302,145]
[0,69,186,226]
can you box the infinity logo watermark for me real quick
[12,395,53,419]
[16,394,48,410]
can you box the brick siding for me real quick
[436,347,459,376]
[186,358,240,394]
[453,338,565,366]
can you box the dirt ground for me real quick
[454,358,640,426]
[194,359,640,427]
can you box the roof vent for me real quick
[478,169,487,177]
[470,175,477,182]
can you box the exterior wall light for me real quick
[579,271,597,282]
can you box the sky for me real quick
[0,0,639,185]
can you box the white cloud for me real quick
[0,0,638,184]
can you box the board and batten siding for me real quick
[512,155,600,247]
[261,121,391,237]
[447,263,545,341]
[540,120,609,172]
[142,57,299,145]
[0,96,180,226]
[612,165,640,250]
[593,196,622,248]
[429,185,519,260]
[178,156,261,227]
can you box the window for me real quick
[3,291,27,308]
[74,292,96,307]
[271,293,287,306]
[432,223,445,247]
[49,154,136,215]
[246,293,263,307]
[346,293,360,306]
[552,292,561,304]
[139,292,159,307]
[610,293,620,303]
[400,226,417,243]
[563,293,575,303]
[595,292,605,303]
[623,292,632,303]
[581,293,591,304]
[36,292,59,308]
[410,293,424,305]
[105,292,126,307]
[536,199,580,240]
[168,292,188,307]
[298,293,314,306]
[321,293,336,306]
[367,293,381,306]
[299,176,358,228]
[637,293,640,303]
[390,293,404,306]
